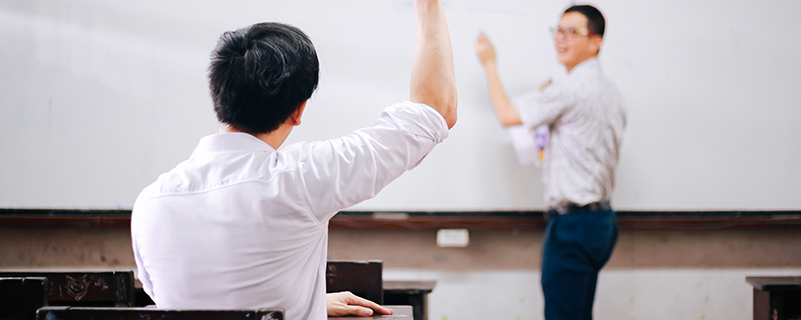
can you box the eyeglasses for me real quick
[549,27,595,40]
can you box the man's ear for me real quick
[288,100,308,126]
[589,36,603,55]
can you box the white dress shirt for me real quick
[131,101,448,320]
[513,58,627,209]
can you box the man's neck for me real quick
[221,124,293,150]
[566,55,597,73]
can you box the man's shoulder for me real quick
[136,149,303,201]
[567,68,622,99]
[134,161,191,201]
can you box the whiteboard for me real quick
[1,0,800,211]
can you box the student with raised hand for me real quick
[476,4,626,320]
[131,1,455,319]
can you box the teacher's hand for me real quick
[475,33,497,67]
[326,291,393,317]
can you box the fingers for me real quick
[475,33,496,66]
[346,293,393,315]
[326,291,393,317]
[476,33,491,46]
[327,292,368,317]
[476,33,493,50]
[333,304,374,317]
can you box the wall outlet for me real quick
[437,229,469,247]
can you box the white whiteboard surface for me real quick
[1,0,799,211]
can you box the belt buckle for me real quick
[584,201,611,212]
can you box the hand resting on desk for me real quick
[326,291,393,317]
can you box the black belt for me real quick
[546,201,612,220]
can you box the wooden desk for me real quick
[382,281,435,320]
[746,276,801,320]
[36,307,283,320]
[329,305,412,320]
[327,261,383,304]
[134,280,433,320]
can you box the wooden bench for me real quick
[36,307,283,320]
[0,277,49,320]
[746,276,801,320]
[0,271,135,307]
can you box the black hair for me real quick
[209,22,319,134]
[564,5,605,37]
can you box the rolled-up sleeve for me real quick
[514,84,576,130]
[292,101,449,221]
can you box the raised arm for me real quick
[411,0,457,129]
[475,34,522,127]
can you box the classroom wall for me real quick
[2,0,801,211]
[3,1,801,318]
[2,226,800,319]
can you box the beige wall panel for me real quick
[2,227,801,270]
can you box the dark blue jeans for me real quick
[541,209,618,320]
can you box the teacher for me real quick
[475,5,627,320]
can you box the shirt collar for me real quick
[190,132,275,158]
[568,57,600,76]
